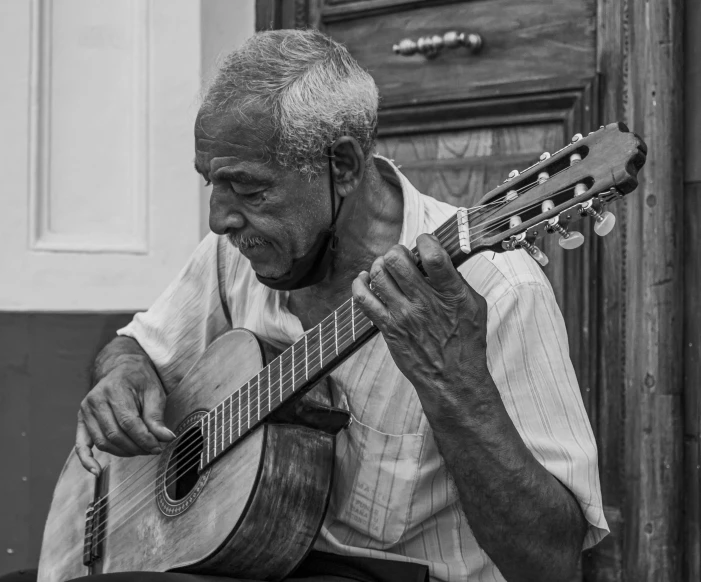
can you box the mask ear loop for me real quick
[328,147,344,252]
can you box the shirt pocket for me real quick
[331,410,425,548]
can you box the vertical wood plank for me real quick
[683,182,701,582]
[684,1,701,579]
[623,0,685,580]
[585,2,628,580]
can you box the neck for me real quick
[316,160,405,292]
[287,161,403,328]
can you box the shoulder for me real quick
[459,249,553,307]
[418,193,553,305]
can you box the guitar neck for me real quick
[200,211,468,467]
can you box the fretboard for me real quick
[200,212,466,468]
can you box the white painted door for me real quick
[0,0,224,312]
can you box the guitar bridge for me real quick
[83,466,109,568]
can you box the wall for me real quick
[0,0,254,574]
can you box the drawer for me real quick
[321,0,596,108]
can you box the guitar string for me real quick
[81,170,585,551]
[82,196,507,513]
[77,313,377,554]
[85,177,578,539]
[86,176,577,537]
[83,181,582,547]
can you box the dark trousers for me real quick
[0,551,429,582]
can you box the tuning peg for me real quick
[558,231,585,249]
[580,201,616,236]
[570,152,582,164]
[571,133,583,142]
[523,241,549,266]
[541,200,584,249]
[538,171,549,184]
[504,169,520,182]
[574,183,587,196]
[593,211,616,236]
[539,152,551,161]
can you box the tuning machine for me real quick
[579,199,616,236]
[502,216,549,266]
[541,200,584,249]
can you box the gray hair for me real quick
[200,29,380,178]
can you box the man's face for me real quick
[195,106,330,279]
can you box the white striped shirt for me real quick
[118,156,608,581]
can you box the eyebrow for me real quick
[193,160,208,178]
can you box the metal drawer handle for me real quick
[392,31,483,59]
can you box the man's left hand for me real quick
[352,234,490,409]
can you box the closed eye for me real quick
[230,182,266,197]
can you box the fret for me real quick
[351,298,356,341]
[237,389,241,437]
[304,334,309,380]
[212,407,218,458]
[247,380,252,430]
[227,396,232,446]
[205,414,211,465]
[291,344,295,392]
[318,322,323,368]
[279,354,283,402]
[266,366,270,416]
[220,402,224,452]
[334,310,339,356]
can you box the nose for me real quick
[209,188,245,234]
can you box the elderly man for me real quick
[70,29,607,582]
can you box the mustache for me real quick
[226,232,270,250]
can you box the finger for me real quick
[416,234,466,295]
[368,257,407,310]
[142,383,176,444]
[82,403,132,457]
[91,400,148,456]
[352,271,389,329]
[113,402,166,454]
[75,412,102,476]
[107,384,167,452]
[382,245,427,298]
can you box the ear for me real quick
[330,137,365,197]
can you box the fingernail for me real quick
[151,446,163,455]
[165,429,177,439]
[90,468,100,477]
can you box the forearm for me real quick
[419,364,586,582]
[91,336,154,385]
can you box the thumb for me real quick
[142,383,175,443]
[417,234,466,296]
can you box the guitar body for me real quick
[37,330,337,582]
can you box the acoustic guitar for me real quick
[37,122,647,582]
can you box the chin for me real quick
[247,257,289,280]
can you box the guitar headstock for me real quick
[466,122,647,266]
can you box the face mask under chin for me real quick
[255,152,342,291]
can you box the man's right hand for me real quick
[75,353,176,475]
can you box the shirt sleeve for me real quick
[483,277,609,549]
[117,233,232,393]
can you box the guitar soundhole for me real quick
[165,425,203,501]
[156,411,211,517]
